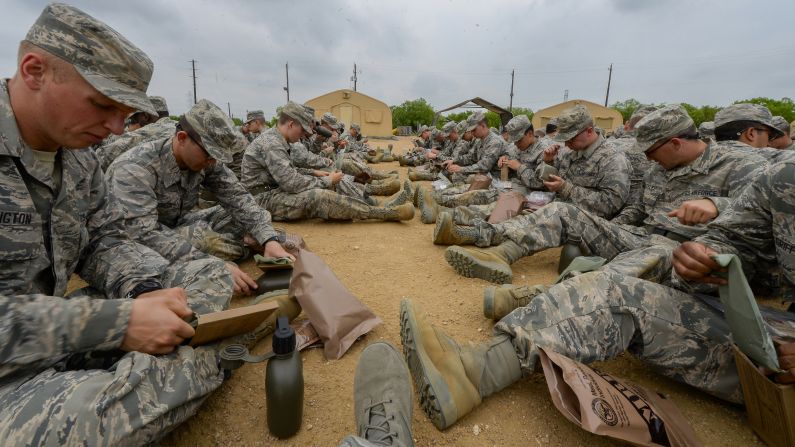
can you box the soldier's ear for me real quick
[18,53,47,91]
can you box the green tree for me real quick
[610,98,642,122]
[680,103,720,127]
[734,97,795,123]
[444,111,473,123]
[485,111,502,128]
[231,117,242,126]
[390,98,435,129]
[510,107,533,121]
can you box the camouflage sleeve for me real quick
[558,151,630,218]
[696,162,784,263]
[0,293,132,380]
[265,144,330,193]
[105,162,207,263]
[202,164,278,245]
[709,158,769,213]
[460,139,504,174]
[291,143,332,170]
[77,154,168,297]
[454,145,474,165]
[517,164,544,189]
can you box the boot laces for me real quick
[363,399,398,446]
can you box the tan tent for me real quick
[305,89,392,137]
[532,99,623,134]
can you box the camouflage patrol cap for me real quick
[246,110,265,123]
[417,124,430,135]
[505,115,533,143]
[714,103,783,139]
[148,96,168,114]
[25,3,155,115]
[631,104,696,153]
[553,104,593,142]
[321,112,338,126]
[627,105,659,127]
[465,111,486,132]
[183,99,247,164]
[771,116,790,134]
[456,120,467,134]
[281,101,314,134]
[351,123,361,132]
[698,121,715,138]
[442,121,457,133]
[430,128,440,140]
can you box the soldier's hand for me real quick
[776,341,795,384]
[426,151,438,159]
[338,139,348,148]
[667,199,718,226]
[543,144,560,163]
[498,155,508,167]
[122,288,195,354]
[330,171,344,185]
[506,159,521,171]
[447,164,462,173]
[442,160,453,167]
[312,170,329,177]
[672,241,727,284]
[264,240,296,262]
[543,175,565,192]
[225,262,257,295]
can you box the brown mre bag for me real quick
[288,247,382,360]
[538,348,702,447]
[488,191,527,224]
[467,173,492,191]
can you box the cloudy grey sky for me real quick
[2,0,793,119]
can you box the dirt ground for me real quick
[79,136,762,446]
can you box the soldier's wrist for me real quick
[127,279,164,298]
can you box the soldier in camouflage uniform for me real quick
[242,102,413,221]
[94,95,175,171]
[421,115,547,225]
[105,99,293,293]
[770,116,795,150]
[713,103,788,162]
[0,4,239,445]
[401,154,795,432]
[609,105,658,212]
[437,104,768,283]
[698,120,715,140]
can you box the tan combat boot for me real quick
[418,188,450,224]
[400,299,521,430]
[408,169,437,182]
[366,178,401,196]
[444,240,526,284]
[367,202,415,221]
[384,180,413,208]
[227,289,302,349]
[432,212,479,245]
[483,284,548,320]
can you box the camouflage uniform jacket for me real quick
[459,131,509,176]
[612,140,769,239]
[514,140,546,189]
[452,139,474,165]
[0,80,166,380]
[242,127,333,194]
[695,159,795,301]
[307,134,330,155]
[94,116,175,171]
[106,137,278,262]
[610,132,653,208]
[719,139,795,163]
[537,135,630,218]
[291,140,333,173]
[437,139,457,161]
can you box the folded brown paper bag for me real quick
[488,191,527,224]
[538,348,701,447]
[288,247,382,360]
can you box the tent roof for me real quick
[433,97,514,127]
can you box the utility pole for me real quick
[284,63,290,102]
[508,69,515,113]
[564,89,569,101]
[190,59,197,104]
[604,63,613,107]
[352,63,358,91]
[227,102,232,118]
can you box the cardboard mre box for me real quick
[734,345,795,447]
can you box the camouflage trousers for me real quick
[432,184,499,207]
[176,206,252,261]
[490,202,676,259]
[339,158,394,181]
[256,188,375,221]
[495,270,742,403]
[0,258,233,446]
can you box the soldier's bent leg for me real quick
[495,271,741,403]
[453,203,496,225]
[0,346,224,446]
[161,257,234,314]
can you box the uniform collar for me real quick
[160,138,185,187]
[573,134,603,160]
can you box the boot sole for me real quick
[400,300,457,430]
[483,286,496,319]
[444,246,513,284]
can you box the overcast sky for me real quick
[2,0,793,119]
